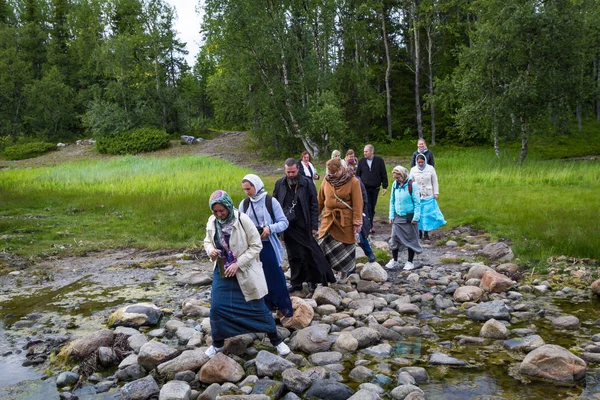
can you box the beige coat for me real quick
[203,211,268,301]
[318,177,364,244]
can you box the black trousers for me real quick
[365,187,380,226]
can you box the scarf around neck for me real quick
[325,168,354,187]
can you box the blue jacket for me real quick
[239,196,289,266]
[389,179,421,222]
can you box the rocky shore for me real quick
[1,227,599,400]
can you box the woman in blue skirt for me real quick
[203,190,291,359]
[410,154,446,240]
[239,174,293,317]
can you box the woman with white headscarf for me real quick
[410,154,445,240]
[240,174,293,317]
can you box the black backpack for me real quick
[242,195,276,222]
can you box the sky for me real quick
[164,0,203,66]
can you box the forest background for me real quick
[0,0,599,266]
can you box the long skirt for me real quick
[209,268,278,343]
[284,225,336,286]
[260,240,293,317]
[418,197,446,232]
[318,233,356,274]
[390,215,423,254]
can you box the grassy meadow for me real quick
[1,137,599,266]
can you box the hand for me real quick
[434,194,438,199]
[389,219,393,224]
[314,174,320,180]
[312,229,318,235]
[225,263,239,277]
[411,220,418,225]
[209,249,220,259]
[381,188,387,196]
[353,225,362,233]
[260,226,271,240]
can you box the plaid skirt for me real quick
[318,233,356,273]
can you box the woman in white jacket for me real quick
[410,154,446,240]
[203,190,290,359]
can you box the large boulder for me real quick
[480,242,514,262]
[108,303,163,328]
[350,327,382,349]
[198,353,245,384]
[255,350,295,377]
[312,286,342,308]
[519,344,586,385]
[58,329,115,361]
[465,264,494,281]
[289,325,332,353]
[480,270,515,293]
[359,263,388,283]
[281,297,314,330]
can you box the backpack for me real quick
[242,195,276,222]
[395,179,413,196]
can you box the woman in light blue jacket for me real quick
[240,174,293,318]
[386,166,423,271]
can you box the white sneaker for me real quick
[205,345,223,359]
[385,259,399,270]
[403,261,415,271]
[276,342,291,356]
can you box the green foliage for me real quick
[3,142,56,160]
[96,127,170,155]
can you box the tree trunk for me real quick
[381,6,393,139]
[576,102,582,132]
[426,26,435,145]
[493,124,500,158]
[519,116,528,164]
[411,0,423,139]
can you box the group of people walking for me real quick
[202,139,445,359]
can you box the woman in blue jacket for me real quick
[386,166,423,271]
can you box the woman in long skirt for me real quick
[239,174,293,317]
[203,190,290,358]
[410,154,446,240]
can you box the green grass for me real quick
[0,155,253,257]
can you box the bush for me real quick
[96,127,171,155]
[3,142,57,160]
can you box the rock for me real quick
[453,286,484,302]
[115,364,147,382]
[552,316,581,330]
[480,318,509,339]
[282,368,312,393]
[120,375,160,400]
[157,349,209,377]
[290,325,332,353]
[519,344,586,385]
[592,279,600,296]
[313,286,342,308]
[350,327,381,348]
[138,341,179,371]
[360,263,388,283]
[364,343,393,357]
[56,371,79,388]
[305,379,355,400]
[98,346,118,367]
[0,380,60,400]
[108,303,163,328]
[349,366,374,382]
[390,384,424,400]
[480,270,515,293]
[398,367,429,383]
[128,333,148,353]
[582,353,600,363]
[480,242,514,262]
[119,354,138,369]
[180,135,199,145]
[356,280,381,293]
[434,295,453,310]
[397,371,416,386]
[251,379,285,398]
[332,332,359,353]
[428,352,468,366]
[59,329,115,361]
[396,303,420,315]
[159,380,191,400]
[503,335,545,352]
[496,263,520,274]
[446,240,458,247]
[465,264,494,280]
[176,327,199,345]
[166,319,187,333]
[466,300,511,321]
[281,297,315,330]
[181,298,211,317]
[255,350,295,377]
[115,326,140,336]
[347,389,380,400]
[198,352,245,384]
[177,272,212,287]
[310,351,343,366]
[197,383,223,400]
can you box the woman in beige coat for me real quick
[318,158,363,278]
[203,190,290,358]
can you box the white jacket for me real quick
[410,165,439,199]
[203,211,268,301]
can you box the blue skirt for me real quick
[418,197,446,232]
[210,268,278,342]
[260,241,293,317]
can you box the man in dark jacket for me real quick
[356,144,388,232]
[273,158,335,292]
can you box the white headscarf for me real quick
[242,174,268,203]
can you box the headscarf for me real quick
[416,154,427,171]
[209,190,237,263]
[242,174,267,203]
[392,165,409,187]
[325,158,354,187]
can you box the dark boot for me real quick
[419,230,423,239]
[424,231,430,240]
